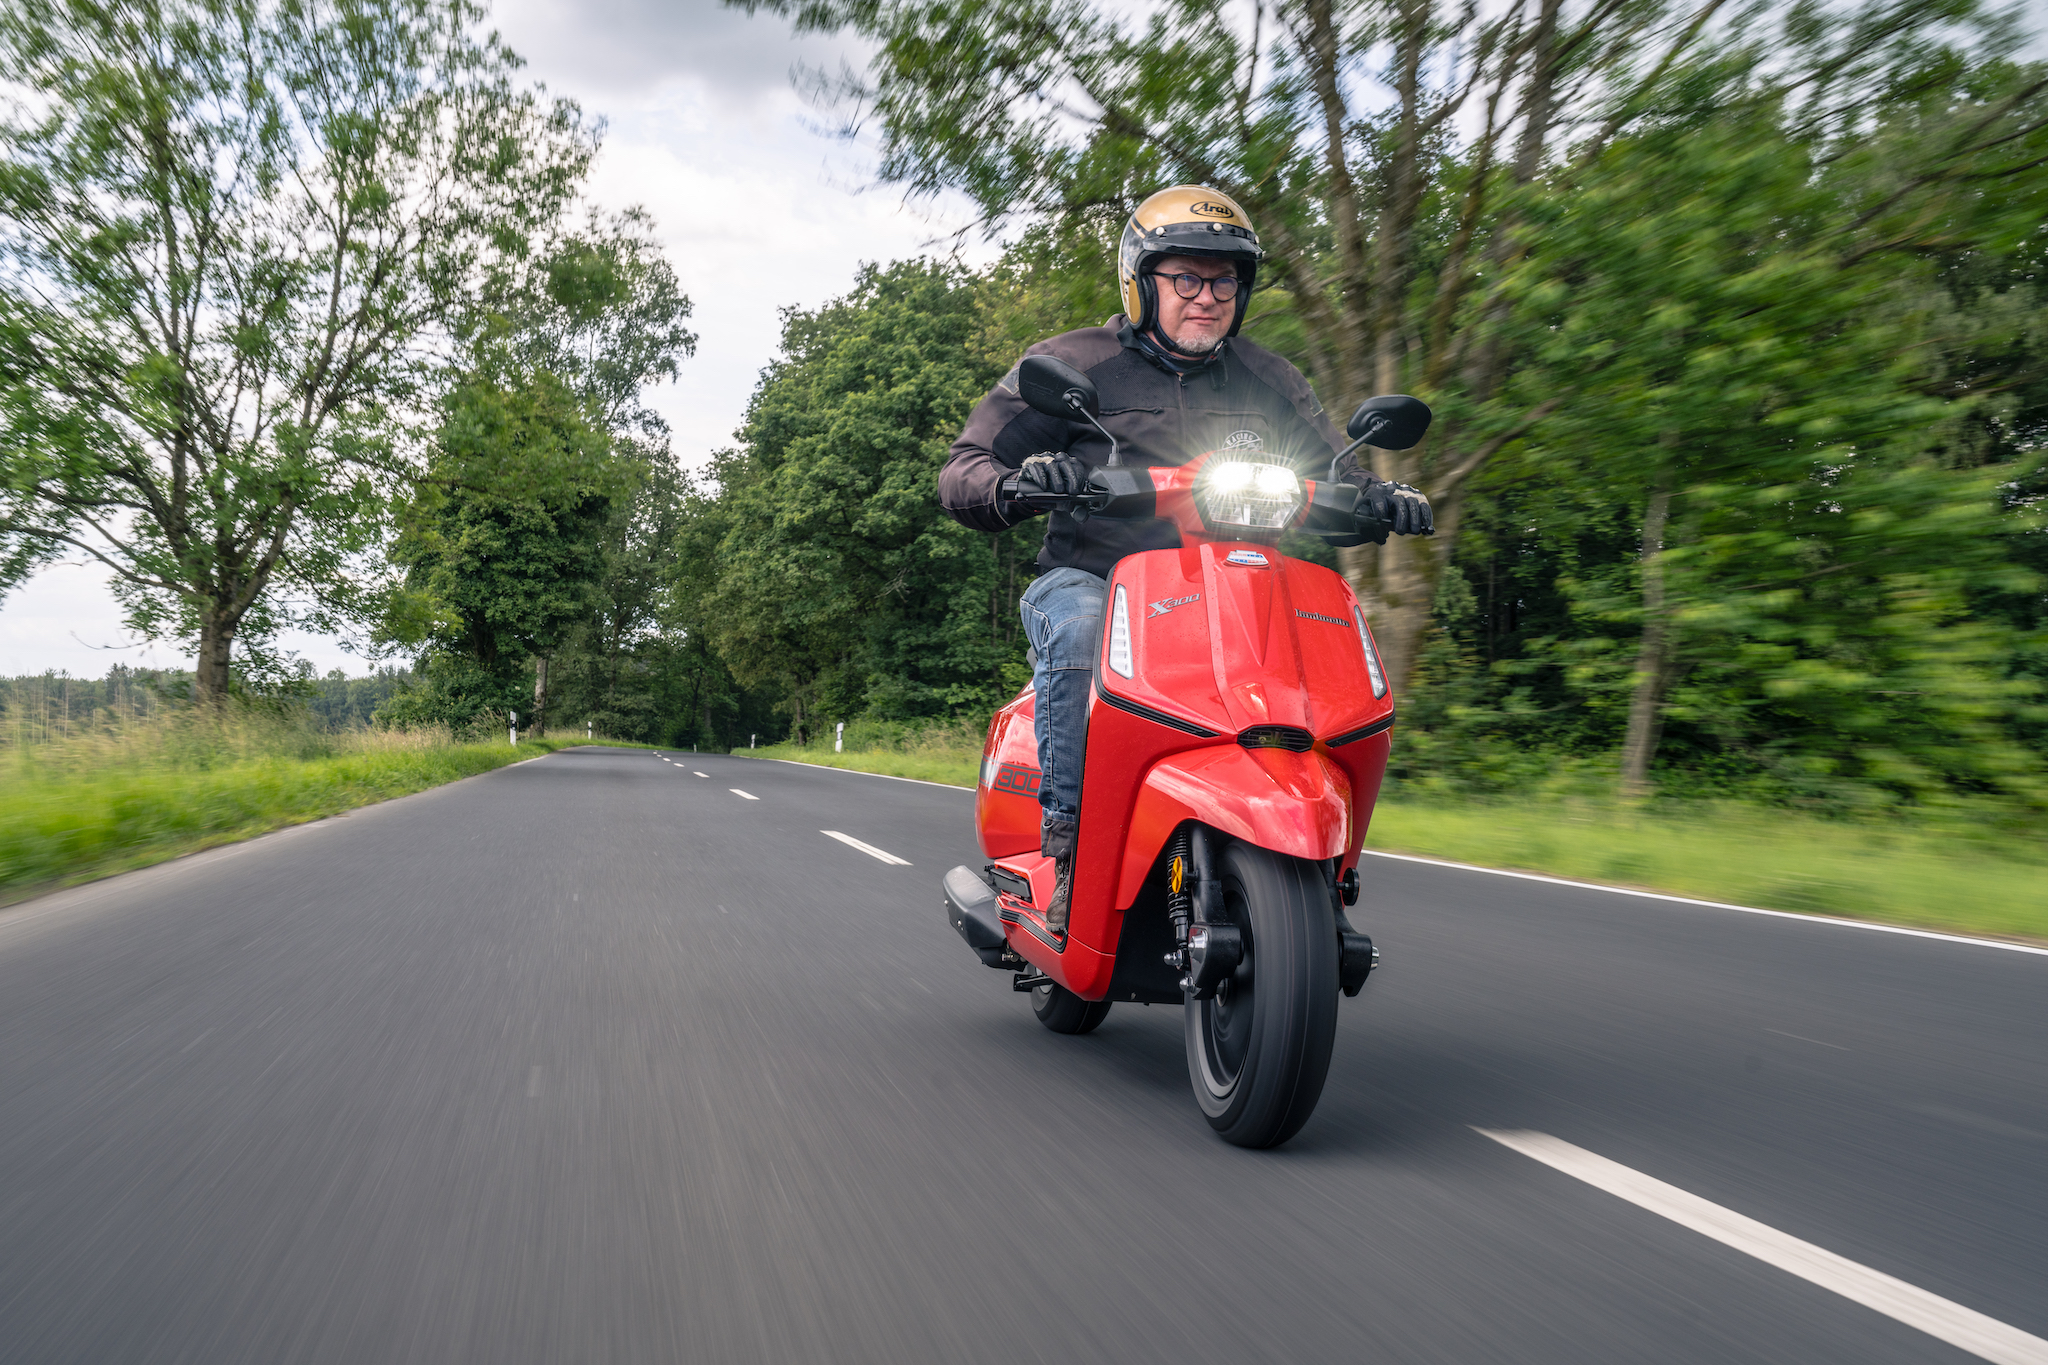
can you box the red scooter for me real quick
[943,355,1431,1148]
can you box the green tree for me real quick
[735,0,2042,700]
[379,202,696,735]
[384,371,615,734]
[0,0,596,701]
[698,260,1033,737]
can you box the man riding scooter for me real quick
[941,185,1435,934]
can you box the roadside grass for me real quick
[1,712,649,904]
[739,739,2047,943]
[743,741,980,788]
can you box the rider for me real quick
[940,185,1433,933]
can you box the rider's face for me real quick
[1151,254,1239,356]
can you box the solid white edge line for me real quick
[820,831,912,866]
[728,789,758,800]
[754,756,973,791]
[1362,850,2048,958]
[1474,1128,2048,1365]
[732,758,2041,958]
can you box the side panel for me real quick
[976,688,1042,860]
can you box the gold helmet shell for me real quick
[1118,185,1264,336]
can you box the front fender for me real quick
[1116,745,1353,909]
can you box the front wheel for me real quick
[1033,982,1112,1034]
[1185,842,1339,1148]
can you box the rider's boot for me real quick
[1042,820,1076,939]
[1044,854,1073,938]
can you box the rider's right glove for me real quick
[1016,451,1092,499]
[1356,477,1434,537]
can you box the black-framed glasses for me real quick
[1150,271,1240,301]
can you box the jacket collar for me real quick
[1117,318,1230,379]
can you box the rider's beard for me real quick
[1163,324,1225,356]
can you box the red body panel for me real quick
[970,458,1398,1000]
[976,689,1042,860]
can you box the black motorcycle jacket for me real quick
[941,317,1373,578]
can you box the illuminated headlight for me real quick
[1107,584,1134,678]
[1355,607,1388,698]
[1196,460,1301,530]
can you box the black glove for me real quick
[1016,452,1092,499]
[1018,451,1092,498]
[1353,475,1433,537]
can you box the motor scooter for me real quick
[942,354,1431,1148]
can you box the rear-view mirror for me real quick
[1017,354,1101,420]
[1347,395,1432,450]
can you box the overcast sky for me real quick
[0,0,990,678]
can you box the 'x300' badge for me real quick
[1149,593,1200,619]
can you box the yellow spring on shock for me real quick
[1166,825,1194,957]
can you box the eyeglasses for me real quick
[1150,271,1240,302]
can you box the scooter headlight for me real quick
[1355,607,1388,699]
[1195,459,1301,532]
[1106,584,1134,679]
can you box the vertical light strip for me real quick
[1356,607,1387,698]
[1107,583,1134,678]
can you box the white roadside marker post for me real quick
[586,721,592,740]
[509,710,517,746]
[750,734,756,750]
[836,722,844,753]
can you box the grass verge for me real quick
[740,742,2046,943]
[742,743,978,787]
[1,733,648,906]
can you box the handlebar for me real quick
[999,473,1112,514]
[998,469,1413,542]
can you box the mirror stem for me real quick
[1071,397,1121,467]
[1326,414,1388,484]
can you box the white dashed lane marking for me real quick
[821,831,911,866]
[1475,1129,2048,1365]
[694,772,708,778]
[730,790,758,801]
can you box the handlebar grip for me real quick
[1000,472,1109,512]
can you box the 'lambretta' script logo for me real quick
[1150,593,1200,618]
[1295,609,1352,627]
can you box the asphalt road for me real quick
[0,745,2042,1364]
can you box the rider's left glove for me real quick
[1017,452,1092,499]
[1349,474,1433,537]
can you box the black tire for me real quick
[1184,842,1339,1148]
[1032,982,1113,1034]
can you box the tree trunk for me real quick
[531,655,549,738]
[1620,480,1675,799]
[194,610,235,705]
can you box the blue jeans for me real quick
[1018,567,1106,860]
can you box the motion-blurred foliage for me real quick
[689,0,2046,818]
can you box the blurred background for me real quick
[1,0,2043,932]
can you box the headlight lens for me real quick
[1106,583,1134,679]
[1196,459,1301,530]
[1355,607,1388,698]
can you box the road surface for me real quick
[0,745,2042,1363]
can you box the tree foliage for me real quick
[687,260,1038,739]
[735,0,2048,718]
[0,0,597,700]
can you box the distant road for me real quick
[0,746,2042,1364]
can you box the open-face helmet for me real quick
[1117,185,1264,337]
